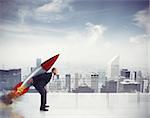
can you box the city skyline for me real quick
[0,66,148,93]
[0,0,149,75]
[0,50,149,93]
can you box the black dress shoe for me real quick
[44,105,50,108]
[40,108,49,111]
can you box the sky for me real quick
[0,0,149,76]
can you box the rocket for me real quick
[0,54,59,105]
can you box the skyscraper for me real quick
[137,71,143,92]
[101,80,117,93]
[142,79,149,93]
[120,69,130,79]
[36,58,41,67]
[91,73,99,93]
[65,74,71,92]
[0,69,21,90]
[132,71,137,81]
[49,79,57,92]
[74,73,82,89]
[56,75,61,91]
[107,55,120,81]
[120,79,140,93]
[30,58,42,73]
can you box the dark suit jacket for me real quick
[32,72,52,87]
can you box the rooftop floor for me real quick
[0,93,150,118]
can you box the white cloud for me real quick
[129,34,149,44]
[64,22,107,44]
[34,0,73,23]
[36,0,72,13]
[134,8,150,33]
[85,22,106,43]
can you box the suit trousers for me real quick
[33,84,47,108]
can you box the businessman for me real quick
[32,67,58,111]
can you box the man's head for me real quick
[51,67,58,75]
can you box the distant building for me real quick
[98,72,106,84]
[56,75,61,91]
[119,79,140,93]
[65,74,71,92]
[137,71,142,78]
[36,58,41,67]
[120,69,130,79]
[48,75,61,92]
[107,55,120,81]
[30,58,41,73]
[136,71,143,92]
[131,71,137,81]
[142,79,149,93]
[101,80,117,93]
[74,73,82,89]
[0,69,21,90]
[49,80,57,92]
[30,67,36,73]
[91,73,99,93]
[30,58,41,75]
[72,86,94,93]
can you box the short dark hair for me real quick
[52,67,56,72]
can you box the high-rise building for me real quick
[136,71,143,92]
[49,79,57,92]
[119,79,140,93]
[56,75,61,91]
[0,69,21,90]
[98,72,106,84]
[65,74,71,92]
[30,67,35,73]
[101,80,117,93]
[131,71,137,81]
[74,73,82,89]
[137,71,142,78]
[107,55,120,81]
[36,58,41,67]
[142,79,149,93]
[120,69,130,79]
[91,73,99,93]
[30,58,42,73]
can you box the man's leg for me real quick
[44,87,47,106]
[44,90,49,107]
[34,85,47,110]
[41,89,46,109]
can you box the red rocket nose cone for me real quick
[41,54,59,71]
